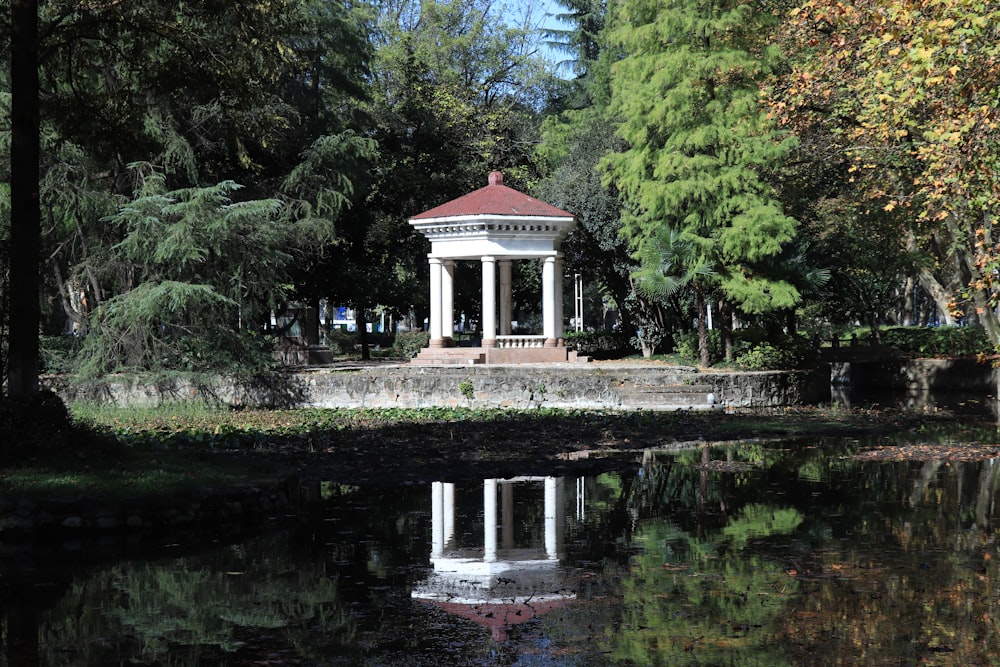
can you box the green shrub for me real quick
[325,329,396,356]
[392,331,430,359]
[40,335,83,375]
[880,325,990,357]
[366,332,395,349]
[734,333,815,370]
[325,328,356,355]
[674,328,815,369]
[674,330,723,365]
[459,379,474,400]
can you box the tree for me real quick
[1,0,375,375]
[632,227,715,358]
[538,107,688,356]
[537,110,636,326]
[75,173,288,377]
[8,0,40,395]
[764,95,918,338]
[771,0,1000,344]
[601,0,801,364]
[537,0,681,355]
[541,0,607,109]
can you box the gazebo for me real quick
[408,171,580,364]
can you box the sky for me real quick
[518,0,573,73]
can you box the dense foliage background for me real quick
[3,0,999,391]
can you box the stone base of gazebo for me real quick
[411,344,588,365]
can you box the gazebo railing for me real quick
[497,335,546,349]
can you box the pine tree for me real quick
[76,174,288,377]
[602,0,800,363]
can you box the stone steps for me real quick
[410,348,486,365]
[617,383,717,410]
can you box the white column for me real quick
[484,478,498,562]
[574,273,584,333]
[542,256,556,346]
[481,256,497,347]
[499,260,513,336]
[554,255,565,342]
[442,260,455,343]
[544,476,564,560]
[428,257,444,347]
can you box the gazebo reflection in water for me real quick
[411,477,579,642]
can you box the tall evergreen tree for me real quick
[538,0,661,355]
[601,0,800,364]
[76,174,289,377]
[8,0,40,395]
[542,0,606,108]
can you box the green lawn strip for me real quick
[0,448,279,502]
[70,403,927,452]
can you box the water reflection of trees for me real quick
[774,449,1000,665]
[559,435,1000,665]
[35,532,354,665]
[598,447,804,665]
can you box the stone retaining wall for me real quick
[832,357,999,392]
[57,364,831,411]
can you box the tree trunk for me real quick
[356,307,371,360]
[866,311,882,344]
[951,217,1000,347]
[906,231,957,325]
[971,290,1000,348]
[719,298,734,362]
[899,274,916,326]
[916,267,958,326]
[8,0,41,395]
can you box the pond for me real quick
[5,421,1000,666]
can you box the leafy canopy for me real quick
[771,0,1000,342]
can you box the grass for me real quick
[0,456,264,500]
[0,401,288,501]
[69,402,521,448]
[0,457,275,502]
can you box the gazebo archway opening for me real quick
[444,259,551,343]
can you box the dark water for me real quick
[5,424,1000,665]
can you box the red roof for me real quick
[421,598,574,643]
[410,171,574,220]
